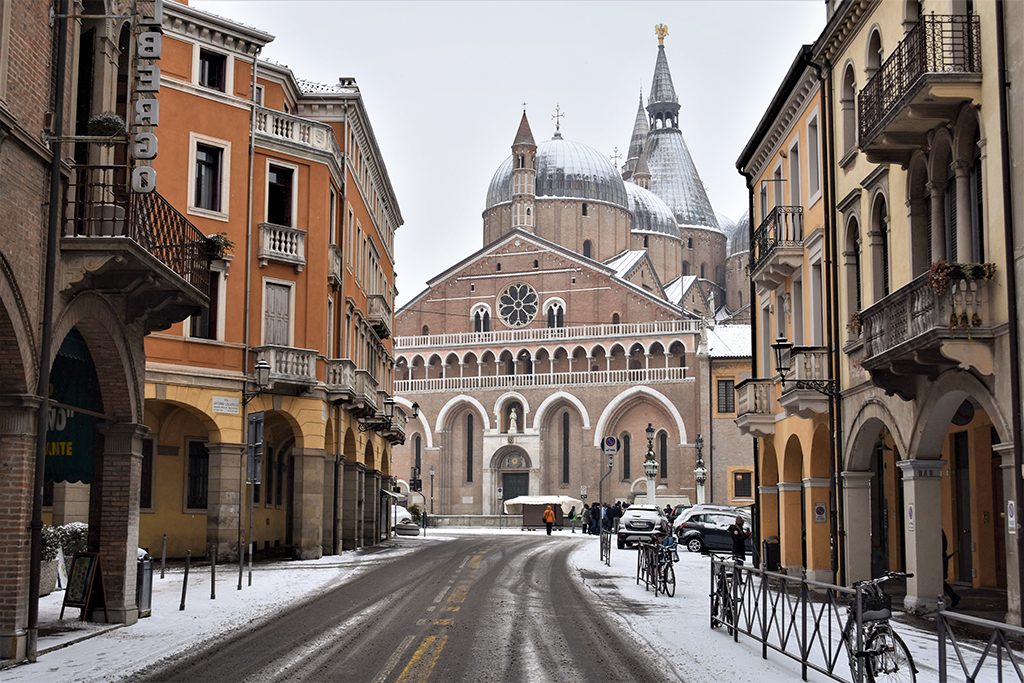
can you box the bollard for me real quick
[238,539,244,590]
[160,533,167,579]
[210,544,217,600]
[180,550,191,611]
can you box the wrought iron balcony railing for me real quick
[858,14,981,145]
[750,206,803,287]
[62,165,211,295]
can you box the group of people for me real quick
[570,502,626,535]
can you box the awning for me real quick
[381,489,407,501]
[503,495,582,515]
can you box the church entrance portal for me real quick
[503,473,529,503]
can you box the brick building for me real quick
[392,30,751,516]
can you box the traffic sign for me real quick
[603,435,619,455]
[580,485,587,497]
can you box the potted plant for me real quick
[38,525,60,596]
[86,112,126,147]
[929,260,997,296]
[846,311,862,336]
[207,232,234,259]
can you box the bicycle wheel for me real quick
[661,562,675,597]
[866,629,916,683]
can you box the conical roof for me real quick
[643,128,719,230]
[633,152,650,179]
[513,111,536,147]
[627,93,649,160]
[649,46,678,105]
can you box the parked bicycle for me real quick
[709,552,737,635]
[843,571,918,683]
[656,536,678,597]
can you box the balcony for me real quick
[326,358,357,403]
[381,406,408,445]
[351,369,379,418]
[367,294,392,339]
[61,165,210,333]
[328,244,342,287]
[254,107,343,162]
[858,14,982,164]
[777,346,830,419]
[734,379,776,438]
[860,272,995,400]
[252,345,318,389]
[258,223,306,272]
[750,206,803,292]
[393,366,692,393]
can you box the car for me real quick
[616,505,670,549]
[674,505,752,554]
[391,505,413,529]
[668,503,691,523]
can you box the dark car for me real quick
[674,505,753,554]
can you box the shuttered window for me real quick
[264,283,291,346]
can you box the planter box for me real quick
[37,559,59,597]
[395,523,421,536]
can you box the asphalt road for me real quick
[133,534,665,683]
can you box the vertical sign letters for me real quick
[131,0,163,193]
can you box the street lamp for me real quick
[243,358,272,405]
[643,423,658,506]
[358,399,420,433]
[693,433,707,505]
[429,465,435,516]
[772,335,836,395]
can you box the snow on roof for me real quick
[604,250,647,279]
[664,275,698,305]
[706,325,752,358]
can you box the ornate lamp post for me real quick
[694,433,707,505]
[429,465,435,515]
[644,423,658,506]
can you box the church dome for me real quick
[730,210,750,255]
[486,137,629,210]
[626,183,678,237]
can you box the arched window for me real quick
[546,302,564,328]
[969,126,984,262]
[622,433,631,480]
[466,414,474,482]
[533,259,539,269]
[612,312,620,325]
[700,264,706,279]
[845,218,862,315]
[687,237,693,249]
[517,155,524,169]
[562,411,570,484]
[682,262,689,276]
[414,434,422,472]
[518,350,533,374]
[842,65,857,154]
[866,28,883,80]
[643,235,649,248]
[582,202,588,216]
[659,432,668,479]
[877,198,890,298]
[583,240,593,258]
[421,324,429,336]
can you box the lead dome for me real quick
[486,137,629,210]
[625,183,679,237]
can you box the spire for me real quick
[633,152,651,190]
[513,110,536,147]
[649,44,678,106]
[622,91,650,180]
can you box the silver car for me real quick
[616,505,670,549]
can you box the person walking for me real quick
[728,515,750,584]
[569,506,577,533]
[591,503,602,535]
[543,504,556,536]
[581,504,591,535]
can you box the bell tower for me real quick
[511,110,537,232]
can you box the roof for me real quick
[642,129,719,231]
[664,275,698,305]
[627,93,649,161]
[706,325,752,358]
[649,46,678,105]
[605,250,648,279]
[513,111,536,147]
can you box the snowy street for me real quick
[0,529,1009,682]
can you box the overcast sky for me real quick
[193,0,826,306]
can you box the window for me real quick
[496,262,502,272]
[276,450,284,505]
[733,471,753,499]
[264,281,292,346]
[622,433,631,480]
[195,144,222,211]
[533,259,539,269]
[789,141,801,207]
[198,49,226,91]
[466,413,474,483]
[718,379,736,413]
[546,302,564,328]
[643,235,649,248]
[264,447,274,508]
[612,312,620,325]
[329,187,337,243]
[267,165,294,226]
[414,435,422,472]
[187,441,209,509]
[659,431,668,479]
[583,240,592,258]
[841,65,857,155]
[251,84,264,105]
[327,297,334,357]
[190,270,220,339]
[687,237,693,249]
[582,203,588,216]
[808,115,821,201]
[140,439,154,509]
[422,325,429,336]
[562,412,571,484]
[473,309,490,333]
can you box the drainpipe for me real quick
[741,169,762,563]
[995,0,1024,626]
[28,0,69,661]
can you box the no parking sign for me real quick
[814,503,826,523]
[1009,501,1016,534]
[907,503,915,532]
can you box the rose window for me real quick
[497,282,538,328]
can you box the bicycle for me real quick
[656,537,678,597]
[709,553,737,635]
[843,571,918,683]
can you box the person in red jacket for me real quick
[543,505,556,536]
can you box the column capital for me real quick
[758,485,779,495]
[993,442,1015,469]
[802,477,831,488]
[0,394,43,436]
[841,470,874,488]
[777,481,803,492]
[896,459,946,480]
[98,422,150,455]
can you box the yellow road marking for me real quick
[396,635,448,683]
[444,606,460,612]
[447,585,469,603]
[433,618,453,625]
[468,554,483,569]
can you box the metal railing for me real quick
[859,14,981,143]
[750,206,803,274]
[395,319,702,350]
[599,530,612,566]
[937,598,1024,681]
[394,366,691,393]
[782,347,829,394]
[63,165,211,294]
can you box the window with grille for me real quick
[187,441,209,509]
[718,379,736,413]
[734,471,753,499]
[466,414,474,482]
[659,431,668,479]
[622,433,631,480]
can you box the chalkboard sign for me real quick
[60,552,108,622]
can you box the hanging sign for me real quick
[131,0,163,193]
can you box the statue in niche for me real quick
[508,407,518,434]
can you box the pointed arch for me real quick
[592,386,687,447]
[393,396,432,449]
[435,394,491,433]
[532,391,591,430]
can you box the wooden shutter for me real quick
[265,283,290,346]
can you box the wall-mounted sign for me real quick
[1009,501,1016,534]
[131,0,164,193]
[212,396,239,414]
[907,503,915,532]
[814,504,826,523]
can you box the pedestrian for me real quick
[543,504,556,536]
[728,515,750,583]
[581,504,592,535]
[943,530,961,608]
[613,502,623,532]
[569,506,577,533]
[591,503,602,535]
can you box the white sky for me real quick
[191,0,826,306]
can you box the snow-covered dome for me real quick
[730,210,751,255]
[486,137,629,210]
[626,183,679,237]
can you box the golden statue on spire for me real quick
[656,24,669,46]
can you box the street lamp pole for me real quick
[429,465,435,516]
[694,434,707,505]
[644,423,658,507]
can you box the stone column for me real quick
[803,477,832,582]
[841,471,874,585]
[927,180,947,262]
[94,422,149,625]
[0,395,42,661]
[758,484,780,541]
[995,443,1021,623]
[896,459,945,613]
[777,481,804,573]
[291,447,325,560]
[954,160,973,262]
[341,461,364,550]
[206,442,244,562]
[363,470,381,547]
[322,455,343,556]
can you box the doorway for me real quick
[503,472,528,503]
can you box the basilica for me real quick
[391,31,752,515]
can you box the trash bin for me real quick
[762,536,781,572]
[136,558,154,618]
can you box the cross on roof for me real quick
[522,102,527,113]
[552,104,564,133]
[610,147,621,170]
